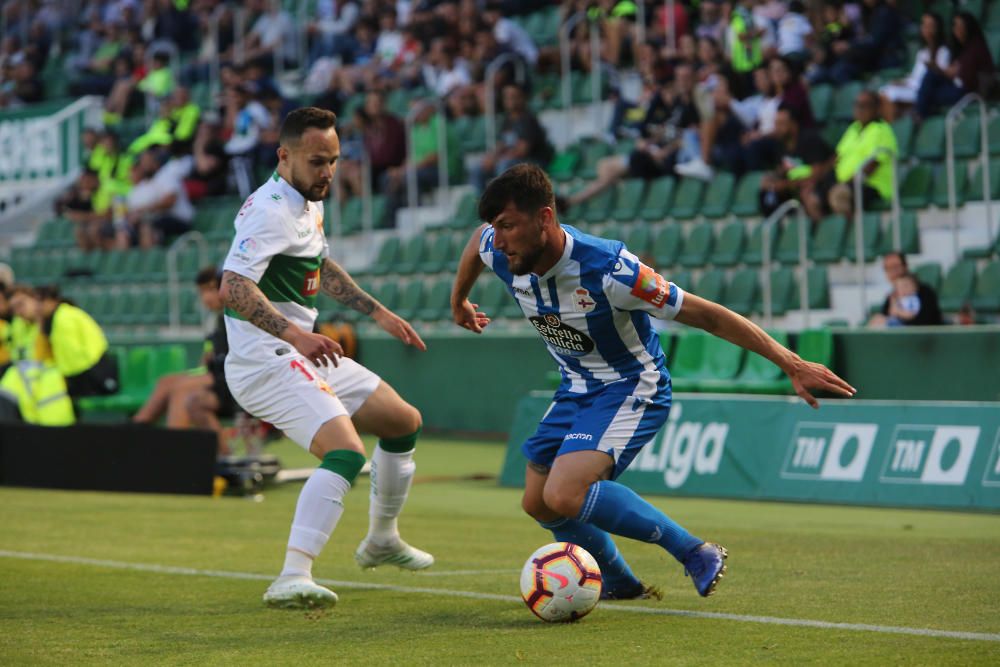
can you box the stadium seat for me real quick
[77,344,188,414]
[742,220,779,266]
[339,197,363,235]
[821,121,849,149]
[472,276,507,316]
[878,211,920,255]
[899,163,933,209]
[962,226,1000,259]
[811,215,847,263]
[420,232,454,274]
[831,81,864,122]
[913,262,943,291]
[692,268,725,302]
[755,267,795,317]
[775,217,811,265]
[456,115,487,153]
[393,281,426,321]
[892,116,914,160]
[938,259,977,311]
[843,213,882,262]
[498,289,524,319]
[582,187,616,224]
[699,172,735,219]
[953,114,982,159]
[370,237,401,276]
[373,282,400,311]
[699,330,790,394]
[651,225,682,268]
[548,148,581,183]
[989,115,1000,156]
[971,260,1000,312]
[795,328,833,367]
[668,269,692,291]
[914,116,946,161]
[803,266,831,309]
[809,84,833,124]
[670,330,745,392]
[678,223,714,267]
[576,141,613,180]
[722,268,758,315]
[709,220,745,267]
[669,178,704,220]
[931,162,969,208]
[396,236,427,274]
[966,158,1000,202]
[730,172,764,218]
[610,179,647,222]
[638,177,676,222]
[622,224,651,256]
[445,191,480,229]
[418,277,453,321]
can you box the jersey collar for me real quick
[271,171,311,214]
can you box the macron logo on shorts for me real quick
[564,433,593,442]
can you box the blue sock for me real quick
[538,517,642,593]
[577,480,702,562]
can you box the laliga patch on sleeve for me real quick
[232,236,258,263]
[630,264,670,308]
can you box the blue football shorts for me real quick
[522,372,672,479]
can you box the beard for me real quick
[290,171,331,202]
[506,244,545,275]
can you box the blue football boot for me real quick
[683,542,728,597]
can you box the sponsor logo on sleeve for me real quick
[232,236,257,262]
[630,264,670,308]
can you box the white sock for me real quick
[280,468,352,578]
[366,445,416,546]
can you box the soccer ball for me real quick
[519,542,603,622]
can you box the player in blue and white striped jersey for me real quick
[452,165,855,599]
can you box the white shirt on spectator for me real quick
[757,95,780,134]
[881,47,952,104]
[423,60,472,98]
[251,10,296,62]
[375,30,404,65]
[315,0,359,36]
[225,101,272,156]
[777,12,812,55]
[494,18,538,65]
[127,165,194,223]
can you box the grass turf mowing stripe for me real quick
[2,549,998,643]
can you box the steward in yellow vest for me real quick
[0,361,76,425]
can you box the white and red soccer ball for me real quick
[519,542,603,622]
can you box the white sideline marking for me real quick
[1,549,998,643]
[414,568,520,577]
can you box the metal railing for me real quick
[559,12,604,145]
[404,98,449,214]
[760,199,810,328]
[208,5,227,104]
[166,231,209,332]
[484,54,527,154]
[852,146,898,321]
[946,93,994,259]
[233,6,249,66]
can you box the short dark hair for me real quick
[279,107,338,146]
[195,266,221,287]
[776,102,801,125]
[478,164,555,224]
[884,251,908,267]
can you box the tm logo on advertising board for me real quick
[879,425,981,485]
[781,423,879,481]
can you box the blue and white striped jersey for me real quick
[479,224,685,395]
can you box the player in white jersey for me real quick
[451,165,855,599]
[220,107,433,610]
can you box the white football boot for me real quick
[354,537,435,571]
[263,575,338,609]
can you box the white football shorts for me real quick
[226,352,381,449]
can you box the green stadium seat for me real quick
[931,162,969,208]
[471,275,507,316]
[393,281,425,321]
[809,84,833,124]
[699,172,735,219]
[668,269,692,291]
[796,328,833,367]
[892,116,914,160]
[953,114,982,159]
[548,148,581,183]
[970,260,1000,312]
[811,215,847,264]
[498,289,524,319]
[821,121,849,149]
[651,225,681,268]
[610,179,647,222]
[622,224,651,256]
[730,171,764,217]
[899,163,933,209]
[582,188,616,224]
[755,267,795,316]
[914,116,946,160]
[638,177,676,222]
[669,178,704,220]
[370,237,401,276]
[722,268,759,315]
[420,232,454,274]
[913,262,943,291]
[576,141,613,180]
[709,220,745,267]
[843,213,882,262]
[699,330,790,394]
[339,197,363,235]
[966,158,1000,202]
[962,226,1000,259]
[418,277,453,321]
[989,115,1000,156]
[803,266,831,309]
[938,259,977,311]
[831,81,865,122]
[775,217,811,265]
[742,220,779,266]
[456,115,487,153]
[678,223,714,267]
[396,236,427,274]
[878,211,920,255]
[692,268,725,302]
[77,344,188,414]
[599,223,625,243]
[447,191,481,229]
[670,331,746,392]
[373,282,400,312]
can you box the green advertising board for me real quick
[499,393,1000,511]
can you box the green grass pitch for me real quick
[1,437,998,665]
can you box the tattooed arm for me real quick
[220,270,342,365]
[320,258,427,351]
[319,258,378,315]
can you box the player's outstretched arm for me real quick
[220,270,343,366]
[319,258,426,351]
[674,292,856,409]
[450,224,491,334]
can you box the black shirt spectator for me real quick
[877,252,944,326]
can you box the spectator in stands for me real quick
[244,0,296,67]
[470,84,553,192]
[870,252,943,327]
[308,0,361,65]
[813,0,905,85]
[184,115,229,200]
[806,1,854,85]
[728,0,766,96]
[12,285,119,399]
[566,62,700,209]
[381,99,461,227]
[695,0,726,44]
[775,0,812,63]
[483,1,539,66]
[674,75,747,181]
[758,105,835,220]
[223,82,272,157]
[916,11,997,120]
[819,90,897,218]
[54,169,111,252]
[422,37,472,115]
[0,55,43,108]
[122,148,194,248]
[336,90,406,201]
[878,12,950,121]
[6,285,40,363]
[740,56,815,173]
[133,268,234,454]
